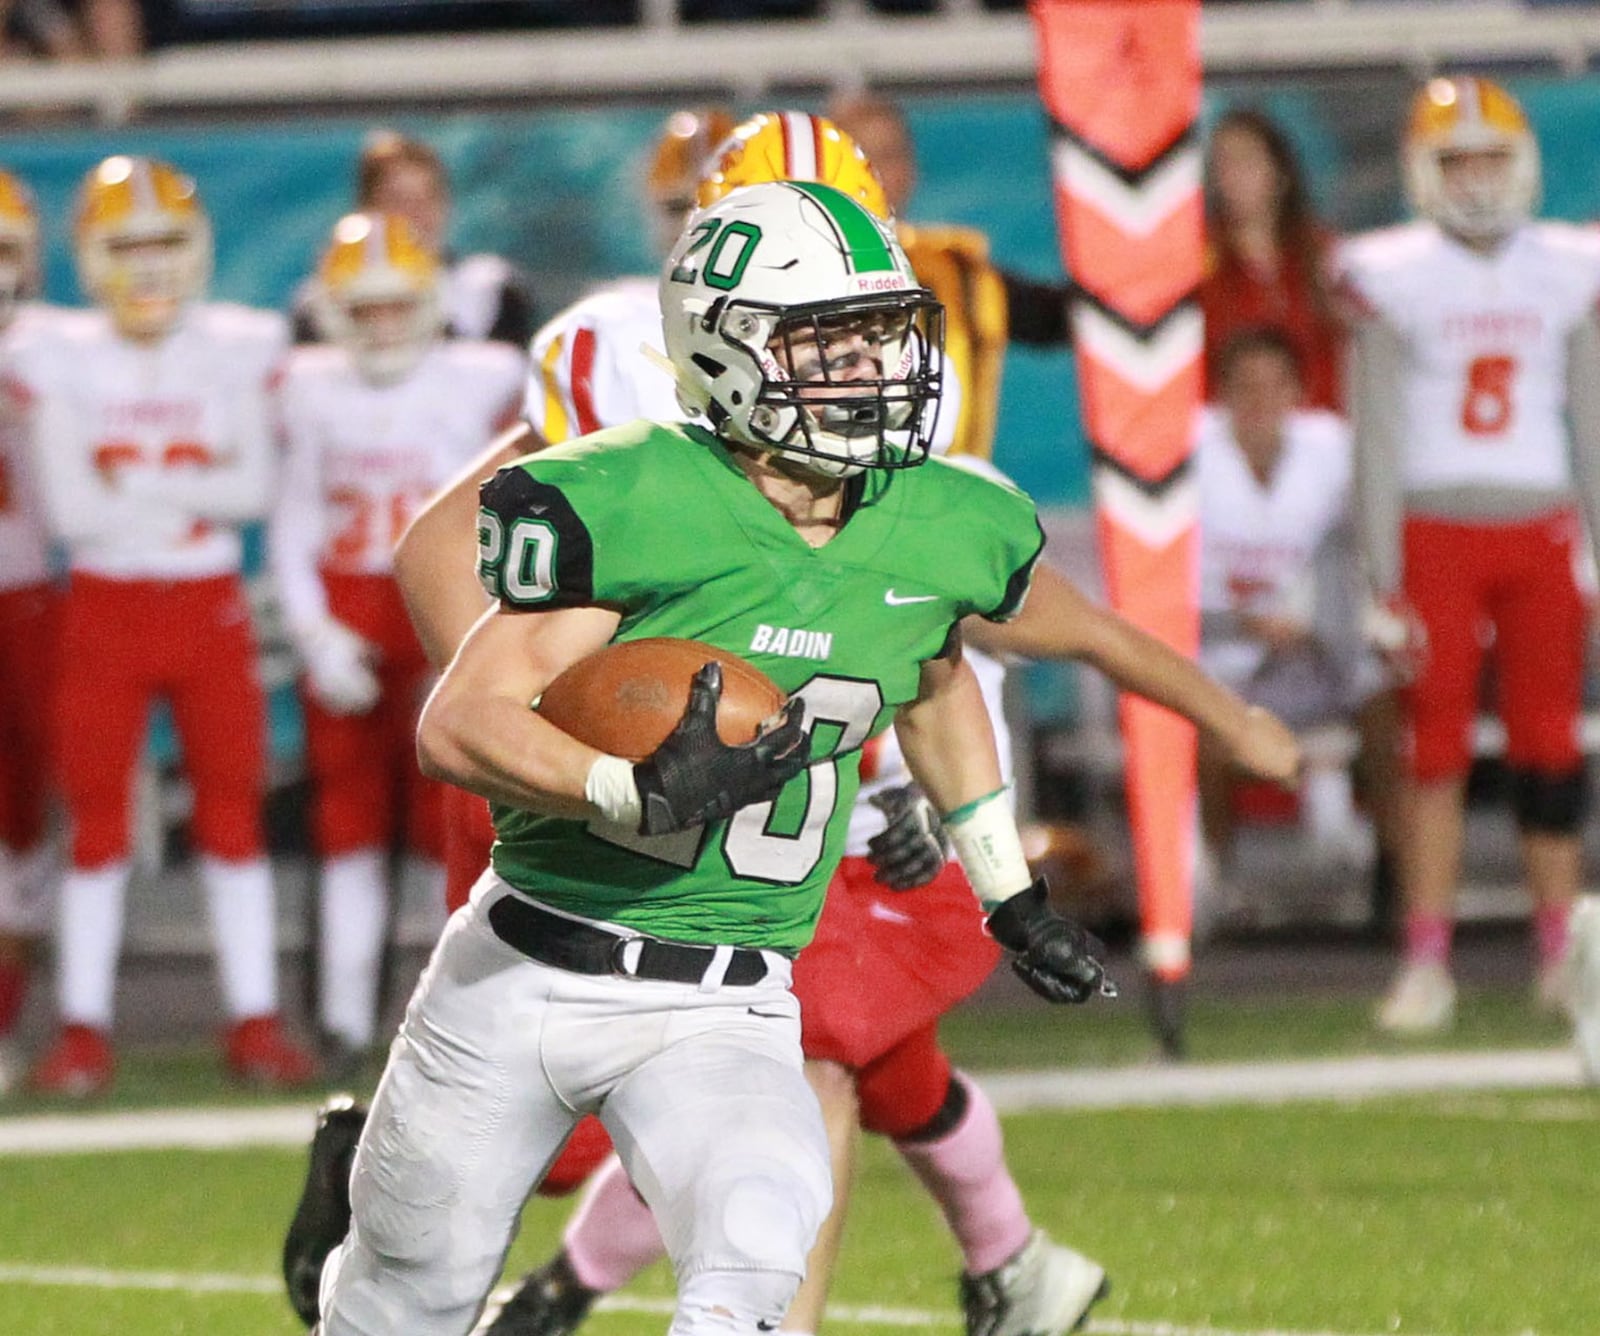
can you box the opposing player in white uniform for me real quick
[272,212,524,1074]
[17,155,316,1096]
[1196,326,1399,893]
[1335,78,1600,1033]
[0,168,60,1095]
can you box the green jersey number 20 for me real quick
[587,673,882,883]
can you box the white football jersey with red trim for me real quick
[275,339,524,584]
[0,305,58,592]
[1197,404,1352,684]
[1334,220,1600,495]
[524,278,676,444]
[13,302,286,580]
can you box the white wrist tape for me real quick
[943,788,1031,910]
[585,754,643,830]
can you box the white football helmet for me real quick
[0,167,38,331]
[75,155,212,339]
[660,180,942,478]
[311,211,443,384]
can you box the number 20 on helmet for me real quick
[660,179,943,480]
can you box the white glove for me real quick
[299,617,381,716]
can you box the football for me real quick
[537,637,788,762]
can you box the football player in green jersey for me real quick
[313,181,1110,1336]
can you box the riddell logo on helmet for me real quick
[848,273,910,295]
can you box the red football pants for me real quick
[1402,510,1586,782]
[54,573,265,868]
[0,582,57,852]
[303,573,444,859]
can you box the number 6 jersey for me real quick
[1334,219,1600,496]
[476,421,1044,953]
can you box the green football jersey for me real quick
[475,420,1043,951]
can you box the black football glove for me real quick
[985,878,1116,1005]
[634,662,809,836]
[867,785,949,890]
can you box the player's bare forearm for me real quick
[395,420,547,670]
[893,633,1005,816]
[967,563,1301,786]
[417,600,622,818]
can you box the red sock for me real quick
[1403,913,1453,967]
[1533,903,1572,971]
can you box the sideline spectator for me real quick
[17,155,316,1096]
[1201,107,1342,411]
[1196,327,1400,926]
[828,90,1074,460]
[1,0,142,59]
[291,130,537,350]
[1337,77,1600,1033]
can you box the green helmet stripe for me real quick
[790,181,898,273]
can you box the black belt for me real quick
[487,894,774,986]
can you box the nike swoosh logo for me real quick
[884,589,938,605]
[868,902,914,924]
[747,1007,788,1020]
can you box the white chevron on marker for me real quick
[1092,467,1198,551]
[1073,304,1202,393]
[1051,140,1201,236]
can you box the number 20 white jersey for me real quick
[1334,220,1600,495]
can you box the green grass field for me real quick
[3,985,1596,1336]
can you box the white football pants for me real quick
[319,879,832,1336]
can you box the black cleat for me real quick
[482,1249,601,1336]
[282,1094,368,1326]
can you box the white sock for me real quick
[56,862,131,1027]
[199,855,279,1019]
[319,849,388,1047]
[1302,765,1356,838]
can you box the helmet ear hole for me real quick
[691,353,726,378]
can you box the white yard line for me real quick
[0,1263,1431,1336]
[0,1047,1586,1156]
[978,1047,1588,1111]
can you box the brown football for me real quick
[537,637,788,762]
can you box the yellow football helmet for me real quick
[1405,76,1539,240]
[76,155,212,340]
[0,167,39,330]
[696,111,892,222]
[644,106,737,257]
[313,212,443,384]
